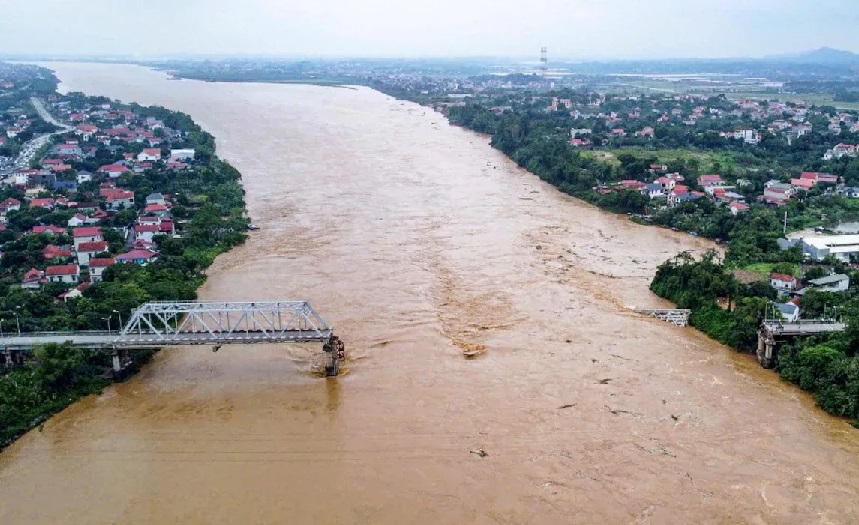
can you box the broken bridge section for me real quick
[0,300,345,376]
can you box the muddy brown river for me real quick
[1,63,858,524]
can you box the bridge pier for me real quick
[757,330,776,369]
[111,348,134,377]
[323,335,345,377]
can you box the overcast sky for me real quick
[1,0,856,59]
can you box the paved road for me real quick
[0,97,72,179]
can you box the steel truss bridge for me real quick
[0,301,345,376]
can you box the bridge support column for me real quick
[322,335,345,377]
[757,330,776,369]
[2,348,10,369]
[111,349,134,378]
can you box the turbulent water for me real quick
[1,63,859,524]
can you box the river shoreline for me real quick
[2,62,858,524]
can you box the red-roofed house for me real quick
[0,197,21,215]
[43,244,72,260]
[72,226,102,250]
[791,178,815,190]
[105,190,134,211]
[697,174,723,187]
[68,213,87,227]
[32,225,66,236]
[800,172,819,181]
[134,223,159,243]
[21,268,43,290]
[45,264,80,284]
[116,249,159,265]
[137,148,162,162]
[29,198,54,209]
[98,164,128,178]
[88,257,115,282]
[770,273,798,291]
[76,240,109,266]
[729,202,749,215]
[144,203,170,217]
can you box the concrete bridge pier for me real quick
[111,348,134,377]
[757,330,776,369]
[323,335,345,377]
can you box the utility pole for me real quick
[783,211,788,235]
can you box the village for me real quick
[0,80,208,327]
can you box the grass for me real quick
[723,91,859,111]
[740,262,800,277]
[584,147,767,172]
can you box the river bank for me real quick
[0,66,249,450]
[1,62,858,524]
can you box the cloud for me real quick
[0,0,855,58]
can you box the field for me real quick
[582,147,769,172]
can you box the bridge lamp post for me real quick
[14,306,20,336]
[104,316,112,335]
[0,318,4,338]
[113,310,123,333]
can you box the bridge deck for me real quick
[0,329,333,350]
[763,322,845,336]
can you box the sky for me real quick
[1,0,857,60]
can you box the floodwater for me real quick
[1,63,858,524]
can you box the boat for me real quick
[247,224,260,231]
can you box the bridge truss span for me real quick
[122,300,333,345]
[0,300,345,376]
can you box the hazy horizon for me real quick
[1,0,857,60]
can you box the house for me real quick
[145,192,166,205]
[635,127,655,138]
[134,223,159,243]
[144,203,170,217]
[104,190,134,211]
[116,249,159,265]
[791,178,815,191]
[59,282,91,302]
[770,272,798,292]
[641,183,665,199]
[45,264,80,284]
[32,225,67,236]
[169,148,195,161]
[43,244,72,260]
[72,226,102,250]
[697,174,723,187]
[68,213,87,227]
[88,257,115,283]
[76,171,93,184]
[76,240,108,266]
[776,302,800,322]
[98,164,128,178]
[137,148,162,162]
[29,198,54,209]
[806,274,850,293]
[729,202,749,215]
[0,197,21,215]
[21,268,43,290]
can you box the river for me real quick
[1,62,858,524]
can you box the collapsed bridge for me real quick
[0,300,346,376]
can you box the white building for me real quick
[801,235,859,263]
[169,148,195,161]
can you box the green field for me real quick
[582,147,767,172]
[740,262,800,277]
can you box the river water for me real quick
[1,63,858,524]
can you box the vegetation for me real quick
[0,68,248,448]
[651,250,859,421]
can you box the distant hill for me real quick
[766,47,859,65]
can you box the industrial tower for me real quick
[540,46,548,76]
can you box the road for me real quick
[0,97,72,179]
